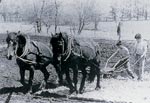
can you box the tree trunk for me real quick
[145,10,148,20]
[54,0,58,34]
[36,20,42,33]
[94,17,99,30]
[78,18,85,35]
[2,13,6,22]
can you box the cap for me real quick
[116,40,122,46]
[135,33,142,39]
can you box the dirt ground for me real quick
[0,34,150,103]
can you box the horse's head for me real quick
[6,31,18,60]
[50,32,65,56]
[6,31,26,60]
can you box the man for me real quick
[108,41,135,79]
[134,33,147,80]
[117,22,121,41]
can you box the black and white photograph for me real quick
[0,0,150,103]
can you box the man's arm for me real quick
[104,49,119,68]
[120,46,130,61]
[107,49,119,61]
[132,43,137,56]
[141,42,147,58]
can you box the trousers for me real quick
[134,54,145,80]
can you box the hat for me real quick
[135,33,142,39]
[116,40,122,46]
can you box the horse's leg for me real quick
[53,55,63,85]
[73,65,78,93]
[91,60,101,90]
[95,66,101,90]
[39,66,50,89]
[28,66,34,93]
[19,68,26,86]
[65,68,75,94]
[54,63,63,85]
[79,67,87,94]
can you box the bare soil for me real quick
[0,34,150,103]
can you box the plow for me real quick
[101,54,145,78]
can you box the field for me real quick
[1,21,150,40]
[0,21,150,103]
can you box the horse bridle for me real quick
[59,36,73,61]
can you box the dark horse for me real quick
[6,31,53,93]
[50,32,101,94]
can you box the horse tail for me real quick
[87,53,101,83]
[87,67,96,83]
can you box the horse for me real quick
[6,31,53,93]
[50,32,101,94]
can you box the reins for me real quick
[15,39,46,65]
[62,36,73,61]
[16,56,39,65]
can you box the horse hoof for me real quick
[20,81,26,86]
[95,86,101,90]
[29,90,33,94]
[76,90,79,94]
[26,87,33,94]
[26,90,33,95]
[69,88,76,94]
[39,80,46,90]
[59,81,68,86]
[79,87,86,94]
[79,90,84,94]
[79,89,85,94]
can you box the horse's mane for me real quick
[17,35,27,45]
[61,32,70,51]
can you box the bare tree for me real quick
[110,6,117,21]
[0,0,8,22]
[72,0,94,34]
[54,0,59,34]
[133,0,143,21]
[143,3,148,20]
[35,0,45,33]
[26,0,46,33]
[90,1,102,30]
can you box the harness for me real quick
[62,38,97,64]
[15,40,47,65]
[61,37,83,61]
[61,36,73,61]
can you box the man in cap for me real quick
[134,33,147,80]
[107,41,135,79]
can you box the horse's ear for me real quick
[59,32,62,37]
[6,30,9,34]
[18,31,21,35]
[51,33,54,37]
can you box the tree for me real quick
[90,1,102,30]
[0,0,8,22]
[54,0,59,34]
[35,0,45,33]
[71,0,94,35]
[110,6,117,21]
[133,0,143,20]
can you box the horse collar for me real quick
[16,39,30,58]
